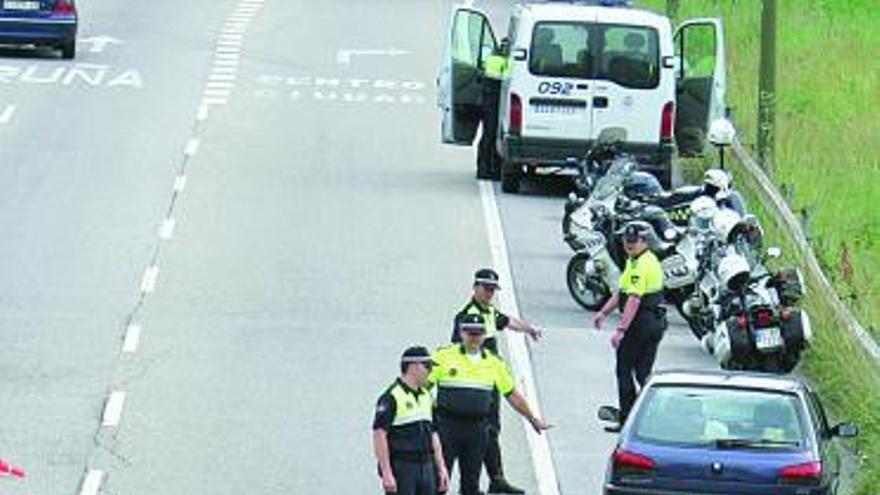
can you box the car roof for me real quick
[516,1,668,27]
[648,369,807,394]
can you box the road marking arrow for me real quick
[336,48,409,64]
[78,35,123,53]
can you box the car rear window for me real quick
[528,21,659,89]
[633,386,806,447]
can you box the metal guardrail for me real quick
[731,138,880,360]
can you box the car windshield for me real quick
[633,385,806,448]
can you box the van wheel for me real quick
[500,161,521,193]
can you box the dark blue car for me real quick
[0,0,77,59]
[599,370,858,495]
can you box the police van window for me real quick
[676,23,715,78]
[528,22,591,78]
[598,25,659,89]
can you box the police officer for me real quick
[373,346,450,495]
[451,268,541,494]
[593,222,667,429]
[431,314,550,495]
[478,40,510,180]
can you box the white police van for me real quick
[438,0,727,193]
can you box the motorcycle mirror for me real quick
[568,192,578,202]
[664,227,678,241]
[767,246,782,259]
[597,405,621,423]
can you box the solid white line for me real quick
[158,218,176,240]
[174,174,188,192]
[141,265,159,294]
[197,104,209,121]
[78,470,104,495]
[184,138,200,156]
[102,391,126,427]
[122,324,141,353]
[479,180,560,495]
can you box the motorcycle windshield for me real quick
[591,158,632,201]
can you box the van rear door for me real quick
[522,20,594,143]
[674,18,727,156]
[439,5,496,145]
[590,22,666,147]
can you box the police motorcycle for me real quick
[682,198,810,373]
[561,129,662,244]
[564,156,698,316]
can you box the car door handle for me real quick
[593,96,609,108]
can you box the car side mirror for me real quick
[831,422,859,438]
[598,405,621,423]
[513,48,527,61]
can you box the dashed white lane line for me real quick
[479,180,560,495]
[216,46,241,53]
[209,73,237,81]
[215,52,240,60]
[122,324,141,353]
[207,81,235,89]
[101,391,126,427]
[140,265,159,294]
[184,138,200,156]
[158,218,176,240]
[214,59,240,67]
[174,174,188,192]
[203,90,233,99]
[0,104,15,124]
[78,470,104,495]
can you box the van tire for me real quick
[501,163,521,193]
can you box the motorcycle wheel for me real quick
[562,211,571,237]
[566,252,611,311]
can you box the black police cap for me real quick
[474,268,501,288]
[622,222,648,242]
[400,346,434,364]
[457,313,487,333]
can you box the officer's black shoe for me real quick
[488,477,525,494]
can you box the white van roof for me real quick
[515,1,669,28]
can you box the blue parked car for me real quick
[598,370,858,495]
[0,0,77,59]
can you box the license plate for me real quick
[3,0,40,9]
[755,327,784,350]
[532,105,581,115]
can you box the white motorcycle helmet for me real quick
[704,168,732,200]
[690,196,718,231]
[711,208,745,243]
[717,253,751,292]
[708,118,736,147]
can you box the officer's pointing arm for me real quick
[505,389,550,434]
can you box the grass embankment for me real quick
[640,1,880,492]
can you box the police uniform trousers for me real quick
[386,455,437,495]
[478,79,502,178]
[483,337,504,480]
[437,413,489,495]
[616,306,666,421]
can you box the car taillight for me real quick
[660,101,675,140]
[779,461,822,484]
[754,308,774,327]
[53,0,76,15]
[612,448,655,475]
[509,93,522,135]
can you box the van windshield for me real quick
[529,22,659,89]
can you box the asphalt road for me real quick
[0,1,714,494]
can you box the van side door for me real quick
[439,5,497,145]
[673,18,727,156]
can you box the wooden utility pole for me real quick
[757,0,777,171]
